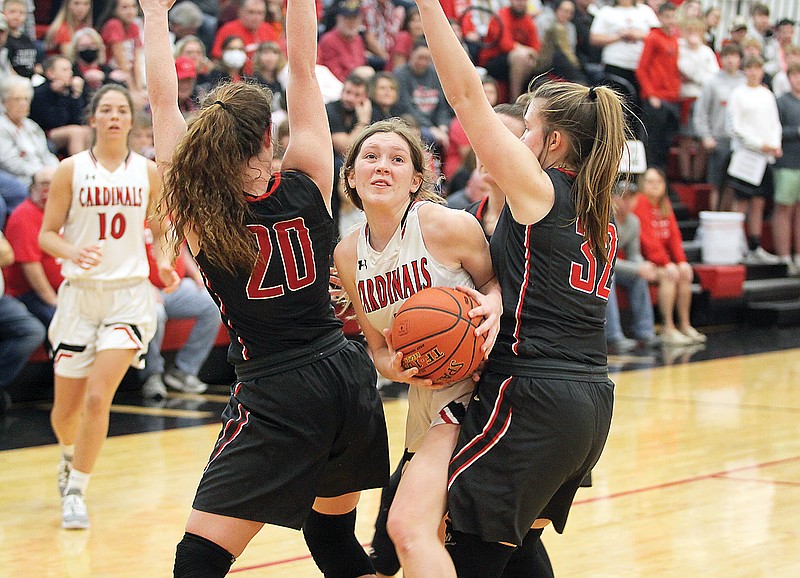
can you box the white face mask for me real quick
[222,49,247,70]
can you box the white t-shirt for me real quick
[590,4,659,70]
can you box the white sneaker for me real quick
[746,247,782,264]
[164,368,208,394]
[142,373,168,399]
[62,491,90,530]
[57,458,72,497]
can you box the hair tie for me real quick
[587,86,598,101]
[213,100,230,111]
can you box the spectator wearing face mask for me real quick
[199,35,254,93]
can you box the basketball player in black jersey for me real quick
[143,0,389,576]
[416,0,629,576]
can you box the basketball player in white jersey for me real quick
[334,118,502,578]
[39,84,178,530]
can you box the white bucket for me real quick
[697,211,746,265]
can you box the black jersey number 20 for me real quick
[245,219,316,299]
[569,222,618,300]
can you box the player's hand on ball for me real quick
[382,328,437,389]
[456,284,501,359]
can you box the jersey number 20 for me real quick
[569,221,618,300]
[245,218,316,299]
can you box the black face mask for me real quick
[78,48,99,63]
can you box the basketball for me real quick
[391,287,485,387]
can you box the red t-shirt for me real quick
[463,7,540,66]
[636,27,681,102]
[2,199,64,297]
[317,29,366,83]
[211,20,280,75]
[443,117,470,179]
[101,18,142,70]
[633,194,687,266]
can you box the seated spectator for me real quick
[2,166,62,327]
[211,0,279,76]
[318,0,368,83]
[634,168,705,345]
[3,0,39,78]
[464,0,541,102]
[772,62,800,275]
[179,0,220,52]
[44,0,93,57]
[30,55,91,157]
[368,71,408,122]
[728,55,782,264]
[693,42,744,212]
[70,27,116,101]
[393,40,453,153]
[446,168,491,210]
[199,35,253,92]
[0,76,60,187]
[130,113,155,161]
[97,0,145,93]
[140,245,220,399]
[251,41,285,106]
[327,73,371,162]
[168,0,204,49]
[0,230,47,416]
[606,180,659,353]
[174,56,201,119]
[390,5,423,70]
[362,0,405,71]
[636,2,681,171]
[535,0,587,85]
[0,15,11,85]
[443,75,498,181]
[174,35,214,91]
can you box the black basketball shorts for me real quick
[447,369,614,545]
[192,339,390,529]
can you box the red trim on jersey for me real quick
[113,324,143,348]
[245,172,282,203]
[448,376,514,489]
[198,264,250,360]
[474,196,489,223]
[87,148,132,169]
[439,405,457,425]
[512,225,534,355]
[205,403,250,470]
[54,352,73,367]
[554,167,577,178]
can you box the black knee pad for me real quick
[501,528,553,578]
[173,532,235,578]
[303,508,375,578]
[445,527,515,578]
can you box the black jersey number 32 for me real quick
[568,221,618,300]
[245,219,316,299]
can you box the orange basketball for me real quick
[391,287,485,387]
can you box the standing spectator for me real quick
[465,0,541,102]
[702,6,720,51]
[741,36,773,87]
[2,166,62,327]
[211,0,279,76]
[693,42,745,211]
[44,0,93,56]
[636,2,681,171]
[393,40,453,153]
[362,0,405,71]
[772,63,800,275]
[605,180,659,353]
[0,76,60,187]
[536,0,586,84]
[98,0,145,93]
[590,0,659,115]
[748,3,779,77]
[723,16,749,49]
[317,0,368,83]
[634,168,705,345]
[3,0,39,78]
[30,55,91,157]
[573,0,603,82]
[141,245,220,399]
[0,230,46,416]
[772,45,800,99]
[773,19,797,77]
[727,55,782,264]
[677,18,718,181]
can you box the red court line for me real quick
[232,454,800,573]
[711,474,800,487]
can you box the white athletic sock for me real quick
[60,444,75,461]
[65,469,91,496]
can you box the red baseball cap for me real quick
[175,56,197,80]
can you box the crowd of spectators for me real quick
[1,0,800,410]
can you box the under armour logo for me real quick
[358,259,368,270]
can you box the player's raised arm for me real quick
[281,0,334,207]
[414,0,553,223]
[142,0,187,168]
